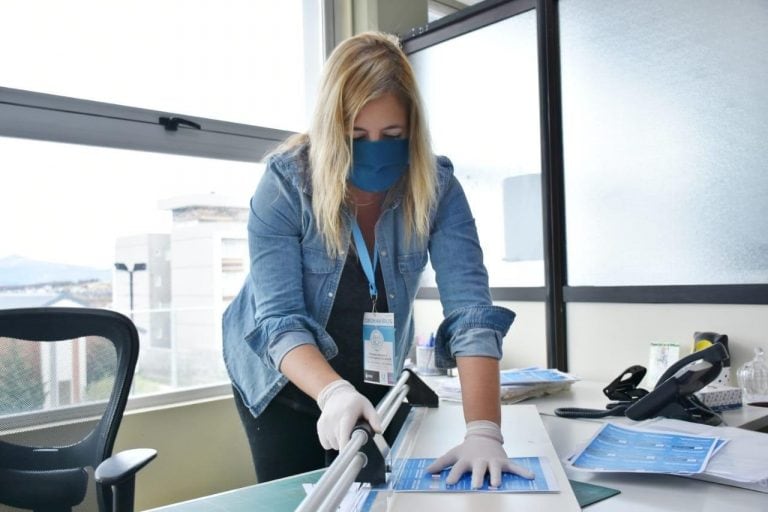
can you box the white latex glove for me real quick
[425,420,535,489]
[316,379,383,451]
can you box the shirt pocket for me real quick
[301,246,335,274]
[398,251,428,274]
[398,251,428,301]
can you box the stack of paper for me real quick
[302,482,373,512]
[437,367,578,404]
[565,423,722,475]
[302,457,560,511]
[637,418,768,492]
[564,420,768,493]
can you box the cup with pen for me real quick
[416,333,445,376]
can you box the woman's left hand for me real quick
[425,420,534,488]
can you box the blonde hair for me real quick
[279,31,436,256]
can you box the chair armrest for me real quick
[94,448,157,485]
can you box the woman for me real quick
[223,31,533,489]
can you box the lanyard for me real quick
[351,220,379,310]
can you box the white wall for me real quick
[415,299,768,390]
[413,299,548,370]
[0,396,253,512]
[116,397,253,510]
[567,303,768,387]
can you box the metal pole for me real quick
[128,270,134,320]
[296,429,369,512]
[295,370,414,512]
[536,0,568,371]
[316,453,367,512]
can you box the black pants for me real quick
[232,385,410,483]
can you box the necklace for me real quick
[349,188,384,208]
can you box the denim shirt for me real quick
[222,146,515,418]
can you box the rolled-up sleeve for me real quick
[433,305,515,368]
[428,157,516,368]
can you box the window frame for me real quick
[1,383,233,433]
[0,2,330,430]
[406,0,543,305]
[0,87,294,163]
[0,89,285,427]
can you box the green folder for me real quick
[569,479,621,508]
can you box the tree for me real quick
[0,343,46,415]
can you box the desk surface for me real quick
[542,415,768,512]
[532,380,768,431]
[148,404,580,512]
[534,381,768,511]
[375,404,580,511]
[148,381,768,512]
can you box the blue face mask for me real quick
[349,138,409,192]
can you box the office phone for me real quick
[556,342,729,425]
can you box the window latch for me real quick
[158,116,202,131]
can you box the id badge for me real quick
[362,312,396,386]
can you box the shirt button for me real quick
[389,293,395,299]
[380,250,387,257]
[328,292,333,297]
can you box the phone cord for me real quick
[554,402,632,419]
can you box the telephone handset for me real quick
[555,342,729,425]
[624,342,728,425]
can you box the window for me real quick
[1,335,113,417]
[427,0,485,23]
[0,0,319,131]
[0,1,323,423]
[1,137,262,396]
[409,9,543,288]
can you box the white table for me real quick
[528,380,768,511]
[367,404,581,511]
[149,380,768,511]
[532,380,768,431]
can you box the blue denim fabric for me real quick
[222,146,515,418]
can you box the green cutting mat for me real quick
[148,469,325,511]
[570,479,621,508]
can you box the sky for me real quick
[0,138,262,268]
[1,1,312,268]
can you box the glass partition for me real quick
[410,9,544,287]
[560,0,768,286]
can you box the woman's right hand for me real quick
[316,379,383,450]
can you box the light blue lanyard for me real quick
[351,220,378,308]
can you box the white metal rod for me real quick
[295,370,414,512]
[380,385,409,428]
[375,370,412,428]
[295,430,368,512]
[315,453,367,512]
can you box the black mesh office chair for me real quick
[0,307,157,512]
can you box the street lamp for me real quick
[114,262,147,319]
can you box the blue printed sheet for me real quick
[567,423,720,474]
[388,457,559,493]
[499,367,578,386]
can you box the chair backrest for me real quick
[0,307,139,512]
